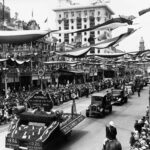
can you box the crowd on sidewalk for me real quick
[0,75,144,126]
[129,107,150,150]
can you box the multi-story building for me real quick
[0,2,10,22]
[53,2,114,53]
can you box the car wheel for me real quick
[86,111,89,117]
[109,106,112,113]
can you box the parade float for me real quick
[5,90,85,150]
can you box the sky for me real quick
[3,0,150,52]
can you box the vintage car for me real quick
[112,88,128,105]
[86,91,112,118]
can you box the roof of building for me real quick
[53,4,114,15]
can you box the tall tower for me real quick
[139,37,145,51]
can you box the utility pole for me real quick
[2,0,8,98]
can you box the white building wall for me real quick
[54,4,114,53]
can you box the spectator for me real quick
[129,131,136,148]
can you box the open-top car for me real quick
[86,91,112,118]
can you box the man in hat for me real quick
[103,121,117,150]
[106,121,117,140]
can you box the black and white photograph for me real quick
[0,0,150,150]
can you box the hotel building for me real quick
[53,2,114,53]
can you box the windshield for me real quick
[91,96,103,105]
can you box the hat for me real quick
[109,121,115,127]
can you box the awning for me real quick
[0,29,58,44]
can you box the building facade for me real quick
[53,2,114,53]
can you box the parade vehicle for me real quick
[86,91,112,118]
[5,90,85,150]
[125,82,134,96]
[111,88,128,105]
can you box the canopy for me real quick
[6,58,30,66]
[0,59,7,62]
[93,28,137,49]
[54,17,133,34]
[56,47,91,58]
[44,60,78,64]
[87,53,126,58]
[55,28,137,58]
[0,29,57,44]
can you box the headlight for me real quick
[118,98,121,101]
[97,107,100,111]
[100,108,103,112]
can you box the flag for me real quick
[139,7,150,16]
[44,18,48,23]
[31,10,34,18]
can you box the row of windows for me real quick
[58,17,102,24]
[59,10,103,19]
[59,37,90,43]
[59,20,96,30]
[58,30,100,37]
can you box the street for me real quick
[0,86,149,150]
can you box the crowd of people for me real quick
[129,108,150,150]
[0,75,145,126]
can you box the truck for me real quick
[5,90,85,150]
[86,91,113,118]
[111,88,128,105]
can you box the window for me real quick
[98,11,100,16]
[71,33,74,36]
[89,10,95,16]
[71,26,74,29]
[77,11,81,18]
[71,12,74,17]
[97,31,100,34]
[59,39,61,42]
[84,18,87,22]
[90,31,95,38]
[64,34,69,43]
[105,11,108,17]
[84,32,87,35]
[84,10,87,16]
[89,17,95,28]
[84,25,87,29]
[97,17,100,22]
[59,34,61,36]
[84,38,87,41]
[76,17,82,29]
[64,19,69,30]
[59,14,61,18]
[64,12,68,18]
[59,27,61,30]
[72,38,74,42]
[98,49,100,53]
[71,19,74,23]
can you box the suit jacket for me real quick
[106,125,117,140]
